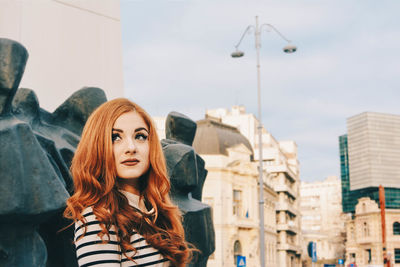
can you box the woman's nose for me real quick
[125,138,137,153]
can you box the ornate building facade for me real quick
[346,197,400,266]
[206,106,302,267]
[193,118,278,267]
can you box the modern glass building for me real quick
[339,134,353,213]
[339,112,400,213]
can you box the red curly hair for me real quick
[64,98,191,266]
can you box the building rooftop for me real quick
[193,119,253,158]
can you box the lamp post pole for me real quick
[254,15,267,267]
[231,16,297,267]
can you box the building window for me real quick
[363,222,369,237]
[366,249,371,263]
[395,249,400,263]
[234,240,242,265]
[233,190,242,217]
[393,222,400,235]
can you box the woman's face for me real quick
[112,111,150,188]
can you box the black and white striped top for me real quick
[74,191,170,267]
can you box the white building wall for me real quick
[347,112,400,190]
[345,197,400,267]
[153,116,166,140]
[0,0,124,111]
[300,176,346,263]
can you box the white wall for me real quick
[0,0,124,111]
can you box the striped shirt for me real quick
[74,191,170,267]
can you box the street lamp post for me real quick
[231,16,297,267]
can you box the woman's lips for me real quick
[121,159,139,166]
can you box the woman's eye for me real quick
[112,133,121,142]
[136,133,148,141]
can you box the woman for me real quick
[64,98,192,267]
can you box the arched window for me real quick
[233,240,242,265]
[393,222,400,235]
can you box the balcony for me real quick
[276,201,298,217]
[234,219,257,230]
[265,163,297,182]
[277,243,301,253]
[357,236,374,245]
[232,214,258,230]
[274,183,296,199]
[276,222,298,234]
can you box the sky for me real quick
[120,0,400,183]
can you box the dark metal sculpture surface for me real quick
[162,112,215,267]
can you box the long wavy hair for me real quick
[64,98,191,266]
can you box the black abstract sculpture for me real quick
[0,38,214,266]
[0,38,107,267]
[162,112,215,267]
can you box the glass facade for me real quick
[339,135,352,213]
[339,134,400,213]
[393,222,400,235]
[395,249,400,264]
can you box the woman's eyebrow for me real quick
[112,128,123,132]
[135,127,149,133]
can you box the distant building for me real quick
[300,176,346,266]
[193,118,278,267]
[206,106,302,267]
[339,112,400,213]
[153,116,166,140]
[0,0,124,111]
[345,197,400,266]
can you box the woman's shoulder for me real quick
[75,206,95,226]
[74,206,98,235]
[81,206,95,218]
[73,207,122,266]
[74,206,118,243]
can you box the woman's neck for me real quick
[116,178,141,195]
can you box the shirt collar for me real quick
[119,190,154,215]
